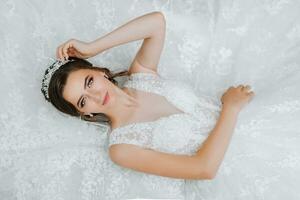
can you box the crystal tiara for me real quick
[41,59,75,101]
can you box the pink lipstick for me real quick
[102,92,109,105]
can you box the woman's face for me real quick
[62,68,114,115]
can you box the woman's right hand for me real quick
[56,39,95,61]
[221,85,255,112]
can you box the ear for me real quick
[83,113,93,118]
[83,112,98,116]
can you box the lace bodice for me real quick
[108,72,222,155]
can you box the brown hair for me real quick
[41,57,129,126]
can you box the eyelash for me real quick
[81,76,93,108]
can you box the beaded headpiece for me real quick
[41,59,75,101]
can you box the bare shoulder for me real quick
[108,143,213,180]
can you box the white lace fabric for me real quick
[108,71,300,199]
[109,72,221,156]
[106,72,225,199]
[1,0,300,199]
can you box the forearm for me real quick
[196,106,240,177]
[88,11,165,55]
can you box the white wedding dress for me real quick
[107,72,221,199]
[1,0,300,199]
[105,72,300,200]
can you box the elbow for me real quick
[205,170,217,180]
[155,11,166,22]
[194,169,216,180]
[197,168,217,180]
[152,11,166,28]
[205,164,218,180]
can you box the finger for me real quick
[237,84,244,89]
[67,50,75,57]
[69,47,76,52]
[68,47,78,57]
[67,48,75,54]
[242,85,251,92]
[247,91,255,96]
[62,42,71,60]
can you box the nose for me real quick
[86,90,102,104]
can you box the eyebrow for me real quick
[77,75,89,108]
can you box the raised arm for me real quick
[56,11,166,73]
[89,11,166,73]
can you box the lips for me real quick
[102,92,109,105]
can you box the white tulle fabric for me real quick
[1,0,300,199]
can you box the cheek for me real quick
[84,101,98,113]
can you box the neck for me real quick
[106,86,139,128]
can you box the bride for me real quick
[40,10,299,200]
[43,11,254,180]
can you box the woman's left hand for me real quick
[56,39,95,60]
